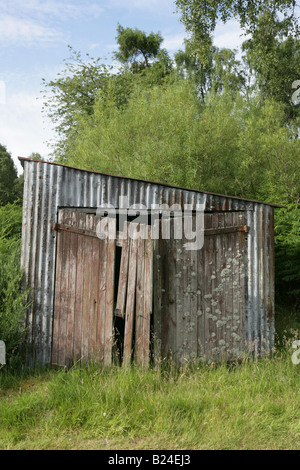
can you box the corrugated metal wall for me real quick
[20,159,276,365]
[245,205,275,356]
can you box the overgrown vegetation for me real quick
[0,204,28,367]
[0,5,299,452]
[0,346,299,450]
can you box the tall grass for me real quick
[0,347,299,450]
[0,203,28,367]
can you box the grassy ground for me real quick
[0,305,299,450]
[0,350,299,450]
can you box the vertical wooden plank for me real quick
[180,216,190,364]
[231,212,239,357]
[135,231,146,365]
[215,213,225,360]
[179,214,198,364]
[52,212,63,365]
[161,217,177,362]
[89,214,100,361]
[153,219,162,364]
[57,210,71,366]
[160,232,168,360]
[97,218,107,364]
[80,213,92,363]
[188,215,198,362]
[173,218,184,364]
[238,212,246,357]
[73,213,85,363]
[115,222,130,318]
[123,224,138,367]
[208,213,218,361]
[231,213,241,358]
[104,217,116,367]
[204,213,213,360]
[225,212,234,359]
[141,225,153,368]
[197,217,205,360]
[65,211,78,366]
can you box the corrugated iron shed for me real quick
[19,157,283,366]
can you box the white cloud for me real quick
[0,91,54,174]
[0,1,104,46]
[89,43,101,51]
[162,33,186,52]
[0,14,64,45]
[1,1,104,21]
[108,0,173,11]
[213,20,249,51]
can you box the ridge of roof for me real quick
[18,156,286,209]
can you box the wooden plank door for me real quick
[202,212,246,362]
[116,223,153,368]
[52,209,116,367]
[153,212,247,364]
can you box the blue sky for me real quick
[0,0,245,174]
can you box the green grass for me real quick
[0,348,299,450]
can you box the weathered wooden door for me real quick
[115,222,153,368]
[52,210,116,367]
[153,212,247,363]
[52,210,153,367]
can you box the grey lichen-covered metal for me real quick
[20,158,279,365]
[244,205,275,356]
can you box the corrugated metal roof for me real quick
[18,157,286,209]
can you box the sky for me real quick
[0,0,246,175]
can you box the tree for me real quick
[42,28,175,161]
[28,152,43,161]
[175,37,215,100]
[242,11,300,119]
[0,203,28,367]
[0,144,18,205]
[175,0,299,62]
[41,46,112,160]
[61,77,300,201]
[114,24,164,70]
[175,39,245,100]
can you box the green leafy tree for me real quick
[175,0,298,57]
[275,205,300,306]
[114,24,164,70]
[0,144,18,205]
[242,11,300,119]
[62,79,299,200]
[175,41,245,103]
[42,46,112,160]
[175,37,215,100]
[0,203,28,367]
[42,28,176,161]
[13,174,24,202]
[28,152,43,161]
[62,80,203,185]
